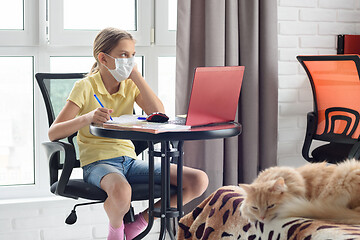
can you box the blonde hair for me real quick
[88,27,134,75]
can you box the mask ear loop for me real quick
[102,52,116,71]
[104,52,115,60]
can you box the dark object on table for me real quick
[146,112,169,123]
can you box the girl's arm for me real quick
[48,100,112,141]
[131,66,165,115]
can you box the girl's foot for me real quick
[124,213,148,240]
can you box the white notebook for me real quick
[104,115,190,134]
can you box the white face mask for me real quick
[103,53,135,82]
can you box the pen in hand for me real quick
[93,94,113,121]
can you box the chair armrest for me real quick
[302,112,317,162]
[42,141,78,199]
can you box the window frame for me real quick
[48,0,151,46]
[0,0,38,46]
[0,48,51,199]
[0,0,176,200]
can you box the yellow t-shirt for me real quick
[67,71,140,167]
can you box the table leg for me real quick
[177,141,184,221]
[158,141,176,239]
[133,141,156,240]
[134,140,183,240]
[159,141,167,239]
[164,141,176,240]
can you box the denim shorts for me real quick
[82,156,162,189]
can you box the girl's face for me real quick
[106,39,136,69]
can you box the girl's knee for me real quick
[184,170,209,197]
[105,180,132,204]
[196,170,209,193]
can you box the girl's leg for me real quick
[101,172,132,239]
[141,165,209,222]
[173,165,209,205]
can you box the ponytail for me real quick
[87,62,99,76]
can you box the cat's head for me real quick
[239,177,288,222]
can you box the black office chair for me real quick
[36,72,175,225]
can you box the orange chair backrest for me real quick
[298,55,360,142]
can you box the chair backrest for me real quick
[36,73,86,169]
[36,73,85,127]
[338,35,360,54]
[297,55,360,143]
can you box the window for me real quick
[0,0,23,30]
[50,57,95,73]
[155,0,176,45]
[49,0,151,46]
[0,57,34,186]
[0,0,176,199]
[158,57,176,117]
[0,0,37,45]
[168,0,177,31]
[63,0,136,31]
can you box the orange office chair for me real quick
[297,55,360,163]
[36,73,176,225]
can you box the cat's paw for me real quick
[241,216,256,225]
[248,219,257,225]
[244,215,258,224]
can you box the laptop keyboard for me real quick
[168,117,186,125]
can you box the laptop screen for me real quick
[185,66,245,126]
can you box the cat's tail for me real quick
[278,197,360,224]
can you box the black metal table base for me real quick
[133,141,184,240]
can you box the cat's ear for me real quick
[239,184,254,194]
[270,177,287,193]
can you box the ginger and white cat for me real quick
[239,159,360,224]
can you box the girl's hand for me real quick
[85,107,113,124]
[129,64,142,83]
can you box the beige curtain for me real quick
[176,0,278,212]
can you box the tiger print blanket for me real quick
[177,185,360,240]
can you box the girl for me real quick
[48,27,209,240]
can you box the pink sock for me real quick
[124,214,148,240]
[108,222,124,240]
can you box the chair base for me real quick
[54,180,177,225]
[65,200,136,225]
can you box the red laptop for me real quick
[177,66,245,126]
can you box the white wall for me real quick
[277,0,360,167]
[0,197,161,240]
[2,1,360,239]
